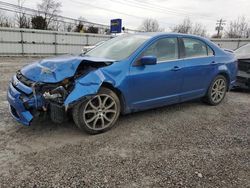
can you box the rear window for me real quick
[183,38,212,58]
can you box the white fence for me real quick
[0,27,250,56]
[211,38,250,50]
[0,27,112,56]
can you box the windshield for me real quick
[235,43,250,56]
[85,34,151,61]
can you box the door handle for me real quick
[171,66,182,71]
[211,61,218,65]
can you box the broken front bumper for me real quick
[235,71,250,89]
[7,82,33,125]
[7,75,44,126]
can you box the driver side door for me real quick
[128,37,184,111]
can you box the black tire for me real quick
[203,75,228,105]
[72,87,121,134]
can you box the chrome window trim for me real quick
[133,36,216,66]
[156,55,215,64]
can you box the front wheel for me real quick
[204,75,228,105]
[72,87,121,134]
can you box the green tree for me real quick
[31,16,47,29]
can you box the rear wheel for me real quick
[204,75,228,105]
[72,87,120,134]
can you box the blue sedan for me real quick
[7,33,238,134]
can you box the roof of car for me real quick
[128,32,225,55]
[133,32,200,37]
[126,32,209,42]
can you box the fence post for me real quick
[86,35,89,46]
[20,30,24,56]
[237,39,240,49]
[54,32,57,55]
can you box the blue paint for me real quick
[140,56,157,65]
[21,55,115,83]
[110,19,122,33]
[7,83,34,125]
[7,33,238,126]
[12,74,32,95]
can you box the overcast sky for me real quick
[7,0,250,34]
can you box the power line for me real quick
[0,1,141,32]
[0,0,217,32]
[132,0,197,15]
[70,0,148,20]
[216,19,226,37]
[0,7,95,28]
[70,0,175,28]
[121,0,216,21]
[0,1,108,27]
[70,0,215,30]
[112,0,193,17]
[110,0,187,19]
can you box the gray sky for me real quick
[7,0,250,34]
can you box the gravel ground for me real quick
[0,57,249,188]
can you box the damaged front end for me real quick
[7,70,73,125]
[7,55,115,125]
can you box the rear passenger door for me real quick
[180,37,216,102]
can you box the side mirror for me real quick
[140,56,157,65]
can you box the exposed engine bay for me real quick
[12,58,113,124]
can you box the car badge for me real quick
[13,79,19,86]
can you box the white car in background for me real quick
[82,41,105,53]
[234,43,250,89]
[82,33,125,53]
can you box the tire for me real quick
[203,75,228,105]
[72,87,121,134]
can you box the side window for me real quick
[142,38,178,62]
[207,46,214,56]
[183,38,208,58]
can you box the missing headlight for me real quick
[43,86,68,103]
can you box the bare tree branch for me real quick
[171,18,207,37]
[139,18,162,32]
[37,0,62,29]
[0,11,12,27]
[225,16,249,38]
[15,0,30,28]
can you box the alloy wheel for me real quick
[83,94,117,131]
[211,78,226,103]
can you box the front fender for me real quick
[64,69,115,106]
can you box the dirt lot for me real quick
[0,57,249,187]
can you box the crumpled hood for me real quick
[20,55,114,83]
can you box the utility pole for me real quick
[216,19,226,38]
